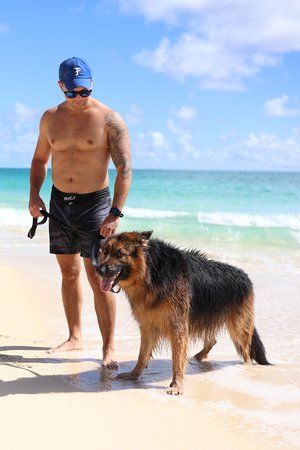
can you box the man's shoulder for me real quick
[91,99,125,124]
[41,102,67,119]
[42,103,62,117]
[104,109,126,128]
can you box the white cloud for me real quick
[132,130,180,164]
[150,131,169,149]
[167,119,181,134]
[135,34,263,89]
[126,104,144,124]
[231,132,300,168]
[0,104,39,166]
[16,132,38,153]
[220,131,238,141]
[264,95,299,117]
[115,0,208,23]
[14,103,39,123]
[178,132,195,153]
[167,117,197,154]
[11,103,40,134]
[68,2,86,14]
[174,131,300,169]
[116,0,300,50]
[292,128,300,137]
[120,0,300,89]
[0,127,37,166]
[132,127,300,169]
[175,105,197,121]
[134,32,279,91]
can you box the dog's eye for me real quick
[116,250,125,257]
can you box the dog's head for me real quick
[93,231,153,293]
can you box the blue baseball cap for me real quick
[59,57,92,90]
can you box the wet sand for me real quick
[1,253,300,450]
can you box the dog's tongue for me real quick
[99,277,115,293]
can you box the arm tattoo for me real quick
[105,111,131,176]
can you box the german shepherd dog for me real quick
[93,231,270,395]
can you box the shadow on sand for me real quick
[0,344,242,397]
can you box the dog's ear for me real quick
[139,230,153,247]
[140,230,153,240]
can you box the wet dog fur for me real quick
[94,231,270,395]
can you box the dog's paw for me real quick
[166,383,183,395]
[116,371,139,380]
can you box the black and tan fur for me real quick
[94,231,270,395]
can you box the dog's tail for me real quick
[250,327,271,365]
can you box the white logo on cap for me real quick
[74,67,81,76]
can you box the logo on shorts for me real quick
[64,194,75,206]
[74,67,81,76]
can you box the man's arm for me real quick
[100,110,132,237]
[28,112,52,217]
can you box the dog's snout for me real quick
[97,264,119,277]
[96,264,106,276]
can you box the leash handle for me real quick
[27,212,48,239]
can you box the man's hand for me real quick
[100,214,119,238]
[28,194,46,218]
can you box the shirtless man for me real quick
[28,57,132,368]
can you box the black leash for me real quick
[27,209,88,239]
[27,210,120,293]
[28,208,105,261]
[28,209,106,241]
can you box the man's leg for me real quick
[48,253,83,353]
[84,258,118,369]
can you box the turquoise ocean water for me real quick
[0,168,300,261]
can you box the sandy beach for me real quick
[1,250,300,450]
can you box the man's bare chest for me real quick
[47,114,107,149]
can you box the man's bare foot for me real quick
[47,337,83,354]
[102,348,118,370]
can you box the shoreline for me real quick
[1,252,300,449]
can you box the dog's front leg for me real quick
[167,326,188,395]
[117,327,156,380]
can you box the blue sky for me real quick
[1,0,300,170]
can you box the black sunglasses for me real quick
[64,89,92,99]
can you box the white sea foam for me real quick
[0,207,32,227]
[207,365,300,406]
[2,206,300,235]
[124,207,300,231]
[124,206,190,218]
[202,399,300,448]
[197,211,300,230]
[291,230,300,244]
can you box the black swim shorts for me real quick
[49,185,111,258]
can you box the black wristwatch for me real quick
[109,207,124,217]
